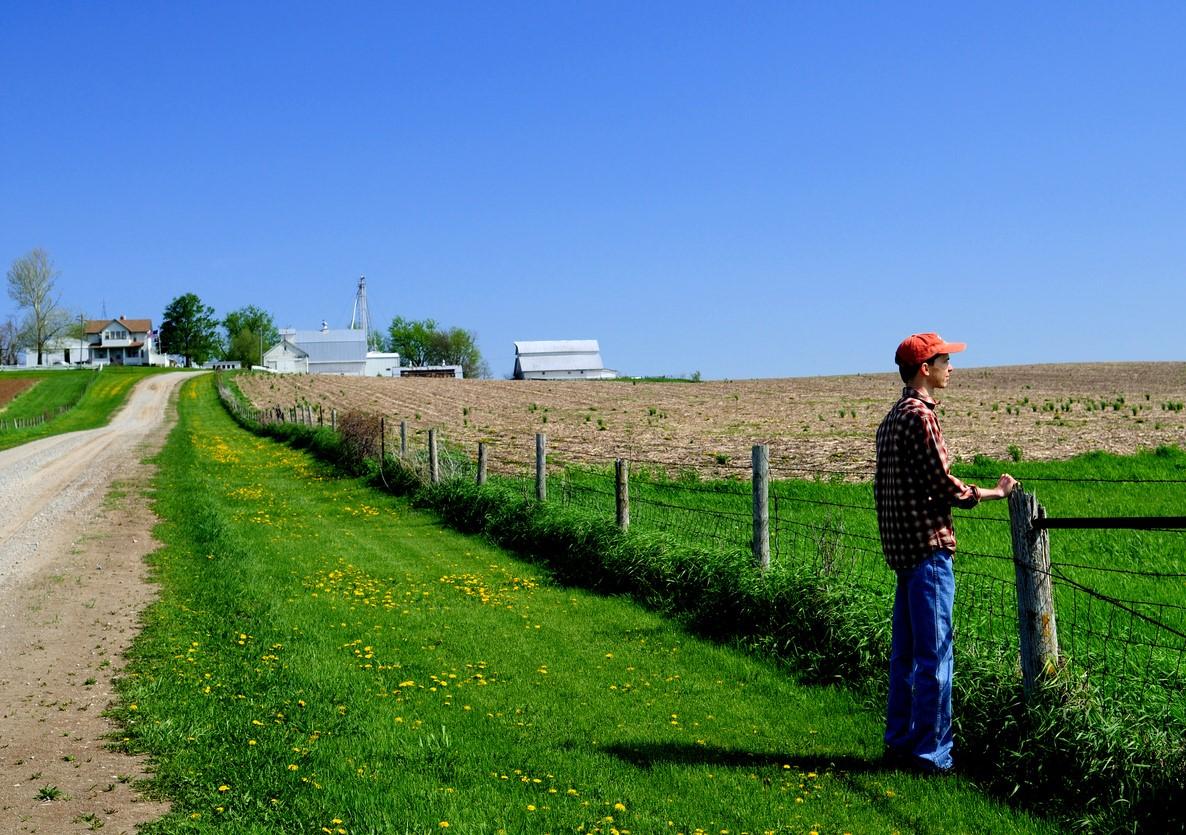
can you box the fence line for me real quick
[220,385,1186,717]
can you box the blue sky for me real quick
[3,3,1184,379]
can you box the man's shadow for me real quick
[600,740,884,774]
[599,741,946,835]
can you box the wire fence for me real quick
[225,388,1186,722]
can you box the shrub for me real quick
[338,410,382,462]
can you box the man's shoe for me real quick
[913,758,955,777]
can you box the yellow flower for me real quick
[526,804,536,811]
[439,824,450,829]
[614,802,627,812]
[218,785,230,792]
[288,763,299,771]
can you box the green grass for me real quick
[0,366,184,450]
[0,369,93,419]
[545,449,1186,712]
[117,374,1058,833]
[217,376,1186,830]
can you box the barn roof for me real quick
[514,340,601,355]
[287,328,366,364]
[516,353,607,373]
[512,339,614,377]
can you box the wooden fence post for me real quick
[380,417,386,460]
[616,458,630,531]
[1008,488,1061,698]
[477,442,488,486]
[331,409,336,431]
[428,429,439,484]
[536,433,547,502]
[400,420,408,457]
[752,444,770,570]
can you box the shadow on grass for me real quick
[600,741,964,835]
[600,740,886,774]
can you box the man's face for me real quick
[925,354,952,388]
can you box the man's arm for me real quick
[978,473,1018,501]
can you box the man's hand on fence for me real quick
[987,473,1018,500]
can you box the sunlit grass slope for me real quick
[115,376,1057,834]
[0,366,183,450]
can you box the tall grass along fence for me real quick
[219,379,1186,832]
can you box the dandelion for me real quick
[288,764,300,771]
[218,785,230,792]
[526,804,536,811]
[439,823,450,829]
[614,802,627,812]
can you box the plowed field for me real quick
[0,377,37,408]
[234,363,1186,477]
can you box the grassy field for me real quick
[220,368,1186,829]
[116,374,1060,833]
[0,366,184,450]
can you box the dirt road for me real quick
[0,372,195,834]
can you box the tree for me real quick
[0,317,19,365]
[222,305,279,367]
[430,326,490,379]
[160,293,221,367]
[387,316,440,367]
[6,248,70,365]
[386,316,489,378]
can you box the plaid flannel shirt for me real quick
[875,387,980,570]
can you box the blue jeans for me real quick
[885,550,955,771]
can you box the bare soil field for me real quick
[234,363,1186,477]
[0,378,37,410]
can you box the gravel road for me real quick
[0,372,192,590]
[0,371,195,833]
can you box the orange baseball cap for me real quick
[895,333,967,366]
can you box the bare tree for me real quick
[0,317,19,366]
[6,248,69,365]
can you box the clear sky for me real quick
[3,3,1184,379]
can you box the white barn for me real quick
[262,338,310,373]
[513,340,616,380]
[264,325,401,375]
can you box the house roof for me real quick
[86,317,152,335]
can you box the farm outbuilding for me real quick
[512,340,617,380]
[264,325,401,376]
[262,338,310,374]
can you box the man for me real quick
[874,332,1017,774]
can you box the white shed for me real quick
[513,340,617,380]
[263,339,310,374]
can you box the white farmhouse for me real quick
[512,340,617,380]
[86,317,170,366]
